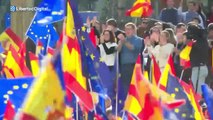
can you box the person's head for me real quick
[102,30,115,43]
[124,22,137,37]
[186,24,204,41]
[106,18,117,31]
[191,17,201,25]
[159,30,170,46]
[150,26,161,44]
[175,23,187,34]
[166,0,175,8]
[143,30,150,45]
[188,1,197,12]
[140,18,149,28]
[182,32,188,43]
[155,22,163,31]
[165,28,177,45]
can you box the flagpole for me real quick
[179,69,185,82]
[75,95,79,120]
[115,51,119,118]
[121,111,125,119]
[88,78,97,114]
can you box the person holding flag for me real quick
[186,25,209,94]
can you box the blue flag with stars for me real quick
[34,0,65,25]
[202,84,213,120]
[0,77,34,119]
[26,16,59,49]
[166,74,195,120]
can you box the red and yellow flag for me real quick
[3,46,31,78]
[126,0,153,17]
[180,41,194,69]
[61,1,93,111]
[180,81,205,120]
[159,55,176,91]
[124,56,164,120]
[151,55,161,86]
[3,100,15,120]
[0,28,23,51]
[29,52,39,77]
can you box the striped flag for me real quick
[0,28,23,51]
[3,100,15,120]
[3,46,32,78]
[159,55,176,91]
[151,55,161,86]
[180,81,205,120]
[126,0,153,17]
[124,56,164,119]
[29,52,39,77]
[61,1,93,111]
[179,41,194,69]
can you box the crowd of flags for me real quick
[0,0,212,120]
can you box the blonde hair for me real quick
[161,30,170,42]
[125,22,137,30]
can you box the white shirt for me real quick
[98,42,117,66]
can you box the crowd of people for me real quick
[86,0,213,118]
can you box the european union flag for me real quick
[4,13,10,29]
[166,74,195,120]
[0,77,34,119]
[202,84,213,120]
[26,16,59,49]
[35,0,65,25]
[79,27,116,99]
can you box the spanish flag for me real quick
[0,28,23,51]
[124,56,164,120]
[18,54,66,120]
[179,41,194,69]
[29,52,39,77]
[126,0,153,17]
[3,46,32,78]
[61,1,93,111]
[151,55,161,86]
[180,81,205,120]
[159,55,176,91]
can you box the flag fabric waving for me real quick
[3,46,32,78]
[151,55,161,86]
[179,41,194,69]
[124,55,164,120]
[18,53,66,120]
[126,0,153,17]
[0,28,23,51]
[34,0,65,25]
[166,74,195,120]
[0,77,34,119]
[202,84,213,120]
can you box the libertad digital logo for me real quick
[10,6,50,12]
[10,6,16,12]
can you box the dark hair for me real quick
[106,18,117,27]
[188,0,196,6]
[192,17,201,24]
[208,23,213,32]
[186,25,206,40]
[103,30,116,43]
[176,23,186,29]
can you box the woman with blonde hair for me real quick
[165,28,177,46]
[148,30,174,72]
